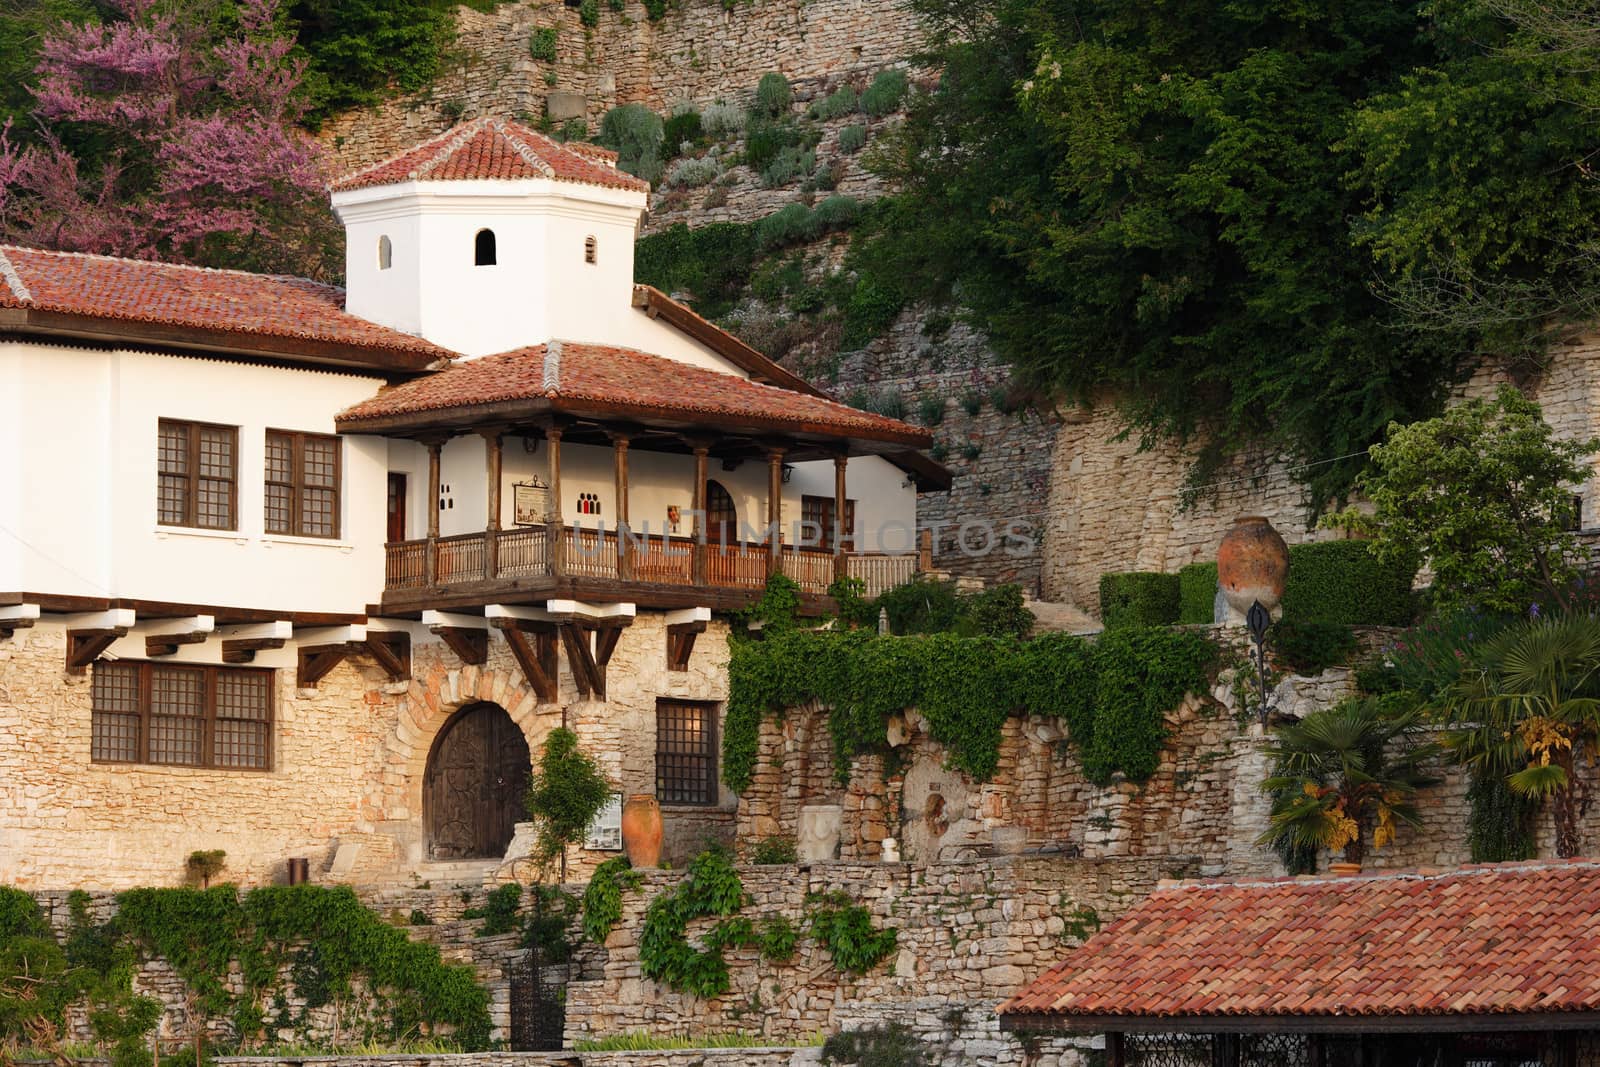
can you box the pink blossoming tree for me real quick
[0,0,340,279]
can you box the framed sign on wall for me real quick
[513,478,548,526]
[585,792,623,851]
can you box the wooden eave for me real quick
[335,394,933,454]
[0,592,365,627]
[997,1012,1600,1036]
[631,285,818,394]
[0,307,445,374]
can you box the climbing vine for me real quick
[581,856,643,944]
[1467,768,1539,863]
[638,850,749,998]
[723,626,1216,793]
[803,892,897,975]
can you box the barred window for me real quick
[265,430,341,538]
[158,419,237,529]
[800,495,856,552]
[656,699,718,805]
[91,662,273,769]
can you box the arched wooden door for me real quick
[705,479,737,545]
[424,702,531,859]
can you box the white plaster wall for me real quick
[787,455,919,554]
[103,350,389,613]
[0,345,18,587]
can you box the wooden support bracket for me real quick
[666,621,707,671]
[559,618,630,700]
[0,604,39,640]
[66,629,127,673]
[493,619,559,703]
[361,631,412,682]
[433,626,488,666]
[144,616,215,657]
[222,637,287,664]
[297,644,351,688]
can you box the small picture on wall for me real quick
[666,504,682,534]
[585,792,623,851]
[513,479,548,526]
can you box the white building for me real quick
[0,118,945,888]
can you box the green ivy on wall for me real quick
[723,627,1216,793]
[582,856,643,943]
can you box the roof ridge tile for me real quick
[0,247,32,303]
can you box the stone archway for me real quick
[423,701,530,859]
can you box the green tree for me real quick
[1330,387,1597,615]
[866,0,1460,507]
[525,728,613,878]
[1260,697,1439,866]
[288,0,459,126]
[1438,615,1600,857]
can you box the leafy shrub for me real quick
[524,886,578,964]
[525,728,613,866]
[1177,561,1218,625]
[745,119,804,173]
[529,28,557,62]
[761,145,815,188]
[462,883,522,937]
[809,85,859,120]
[860,68,908,116]
[1099,572,1180,629]
[804,157,843,192]
[961,441,981,461]
[963,583,1034,639]
[558,118,587,143]
[665,155,719,188]
[662,108,703,154]
[598,103,665,184]
[840,277,903,350]
[750,834,798,864]
[579,0,599,26]
[1467,768,1538,863]
[638,849,749,997]
[868,388,906,420]
[757,915,798,962]
[812,194,861,230]
[917,394,945,425]
[753,72,793,118]
[876,578,962,635]
[805,891,897,974]
[642,0,669,18]
[701,101,745,138]
[838,123,867,153]
[408,908,432,926]
[1272,619,1358,676]
[634,221,759,318]
[756,202,818,248]
[1281,540,1416,626]
[822,1024,931,1067]
[959,388,982,415]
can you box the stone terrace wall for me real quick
[734,643,1600,881]
[563,854,1181,1056]
[217,1054,815,1067]
[320,0,925,172]
[1042,335,1600,612]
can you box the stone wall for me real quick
[320,0,924,173]
[0,613,735,889]
[562,853,1182,1057]
[216,1054,815,1067]
[1041,335,1600,612]
[733,633,1600,881]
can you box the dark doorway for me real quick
[387,472,407,543]
[705,479,737,544]
[423,702,530,859]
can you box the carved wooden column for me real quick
[424,436,443,586]
[611,431,632,580]
[765,444,786,577]
[481,427,504,578]
[833,453,849,584]
[546,423,564,576]
[692,443,709,585]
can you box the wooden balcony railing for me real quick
[383,525,924,599]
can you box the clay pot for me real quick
[1217,515,1289,622]
[621,794,663,869]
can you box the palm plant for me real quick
[1260,697,1439,867]
[1437,615,1600,857]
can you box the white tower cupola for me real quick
[330,118,651,359]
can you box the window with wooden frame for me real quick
[265,431,341,538]
[800,494,856,552]
[656,699,718,805]
[91,661,273,770]
[157,419,237,529]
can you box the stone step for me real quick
[412,859,501,887]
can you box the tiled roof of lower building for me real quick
[999,860,1600,1029]
[0,244,451,368]
[336,340,933,447]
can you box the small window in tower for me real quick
[474,228,497,266]
[585,235,597,265]
[378,235,392,270]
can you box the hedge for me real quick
[1178,562,1218,625]
[1099,572,1180,629]
[1282,540,1415,627]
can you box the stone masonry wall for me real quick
[320,0,924,173]
[0,613,735,889]
[734,633,1600,882]
[1042,334,1600,612]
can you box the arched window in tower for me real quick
[377,235,392,270]
[585,235,597,265]
[474,228,497,266]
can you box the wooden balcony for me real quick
[381,525,922,615]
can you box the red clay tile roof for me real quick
[331,118,650,194]
[336,340,932,445]
[999,860,1600,1027]
[0,244,452,365]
